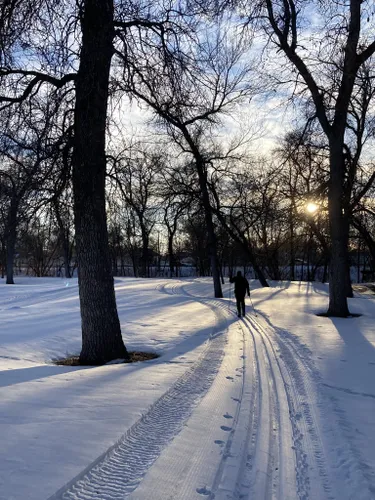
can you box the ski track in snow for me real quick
[47,282,227,500]
[47,280,374,500]
[244,314,329,500]
[245,311,374,500]
[169,282,373,499]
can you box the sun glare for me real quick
[306,202,318,214]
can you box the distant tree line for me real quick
[2,136,374,284]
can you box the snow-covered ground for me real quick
[0,277,374,500]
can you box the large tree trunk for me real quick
[73,0,127,364]
[196,159,223,298]
[327,147,350,316]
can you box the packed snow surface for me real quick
[0,277,374,500]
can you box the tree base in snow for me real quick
[316,312,362,319]
[54,351,159,366]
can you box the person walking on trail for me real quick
[230,271,250,318]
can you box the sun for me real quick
[306,202,319,214]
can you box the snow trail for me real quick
[47,283,227,500]
[246,310,374,500]
[45,280,375,500]
[244,313,330,499]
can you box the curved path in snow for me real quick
[48,279,370,500]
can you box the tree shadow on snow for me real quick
[0,364,90,389]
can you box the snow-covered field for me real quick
[0,277,374,500]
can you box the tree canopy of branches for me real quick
[0,0,198,363]
[246,0,375,316]
[115,17,259,297]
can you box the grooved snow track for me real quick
[245,313,331,500]
[214,314,297,500]
[48,287,226,500]
[242,315,283,500]
[208,312,260,500]
[164,281,297,499]
[252,313,374,499]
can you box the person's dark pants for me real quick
[235,294,246,317]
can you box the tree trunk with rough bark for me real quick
[73,0,127,364]
[327,145,350,316]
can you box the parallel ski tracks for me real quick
[47,281,371,500]
[47,282,227,500]
[248,313,374,500]
[209,312,296,500]
[245,314,330,500]
[168,281,295,499]
[156,281,319,499]
[156,283,371,499]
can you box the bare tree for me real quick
[249,0,375,316]
[209,157,270,286]
[116,20,256,297]
[0,101,64,283]
[108,146,162,277]
[0,0,195,363]
[275,129,331,282]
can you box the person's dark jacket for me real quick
[230,275,250,298]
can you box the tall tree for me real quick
[0,0,194,362]
[0,101,63,284]
[209,157,270,286]
[72,0,127,363]
[108,146,161,277]
[116,21,255,297]
[252,0,375,316]
[0,0,127,363]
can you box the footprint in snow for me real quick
[232,397,241,402]
[196,487,212,496]
[220,425,232,432]
[226,376,234,380]
[214,440,225,446]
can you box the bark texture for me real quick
[327,146,350,316]
[73,0,127,364]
